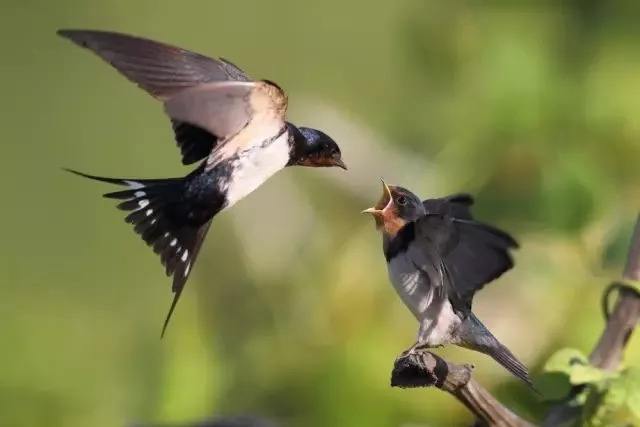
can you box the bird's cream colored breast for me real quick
[222,130,291,209]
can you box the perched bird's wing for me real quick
[165,80,288,160]
[57,29,251,165]
[408,214,518,310]
[422,193,474,219]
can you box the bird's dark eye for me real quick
[397,195,407,206]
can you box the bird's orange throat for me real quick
[380,211,407,237]
[363,180,406,237]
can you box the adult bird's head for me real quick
[288,125,346,169]
[362,180,425,236]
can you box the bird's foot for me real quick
[400,342,430,357]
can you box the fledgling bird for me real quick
[363,181,532,386]
[58,29,346,336]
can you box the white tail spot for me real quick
[145,209,153,216]
[164,232,170,238]
[170,238,177,247]
[134,191,146,198]
[138,199,149,208]
[181,250,189,262]
[125,180,144,190]
[184,262,191,276]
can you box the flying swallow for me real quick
[363,181,532,386]
[58,29,346,336]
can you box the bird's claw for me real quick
[400,342,430,358]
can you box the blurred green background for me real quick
[2,1,640,426]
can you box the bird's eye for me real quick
[397,196,407,206]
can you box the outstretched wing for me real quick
[407,214,518,310]
[57,29,249,99]
[57,29,251,165]
[165,80,288,160]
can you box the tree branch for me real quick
[589,283,640,370]
[389,216,640,426]
[391,352,535,427]
[543,215,640,426]
[622,215,640,282]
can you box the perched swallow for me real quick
[363,181,532,386]
[58,29,346,336]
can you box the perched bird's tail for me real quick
[457,313,533,388]
[65,168,218,337]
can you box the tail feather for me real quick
[488,342,533,387]
[65,168,217,336]
[458,313,534,388]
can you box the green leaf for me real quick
[622,367,640,420]
[570,364,609,385]
[544,348,589,375]
[535,372,572,401]
[583,367,640,427]
[543,348,613,387]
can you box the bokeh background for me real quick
[2,1,640,426]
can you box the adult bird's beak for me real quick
[333,158,348,170]
[361,179,393,226]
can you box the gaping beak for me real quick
[361,179,393,219]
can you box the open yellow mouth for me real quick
[361,179,392,215]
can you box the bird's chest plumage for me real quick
[218,131,290,209]
[387,254,434,318]
[387,252,461,346]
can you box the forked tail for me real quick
[65,168,218,337]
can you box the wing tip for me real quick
[56,28,72,38]
[56,29,85,43]
[56,29,124,47]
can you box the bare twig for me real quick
[589,283,640,370]
[591,214,640,367]
[622,215,640,282]
[390,216,640,427]
[391,352,535,427]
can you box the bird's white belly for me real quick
[224,132,290,208]
[388,254,460,346]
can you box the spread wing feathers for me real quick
[65,169,215,336]
[172,121,219,165]
[164,81,256,141]
[445,220,517,308]
[410,215,518,309]
[57,29,251,165]
[57,29,250,100]
[422,193,474,220]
